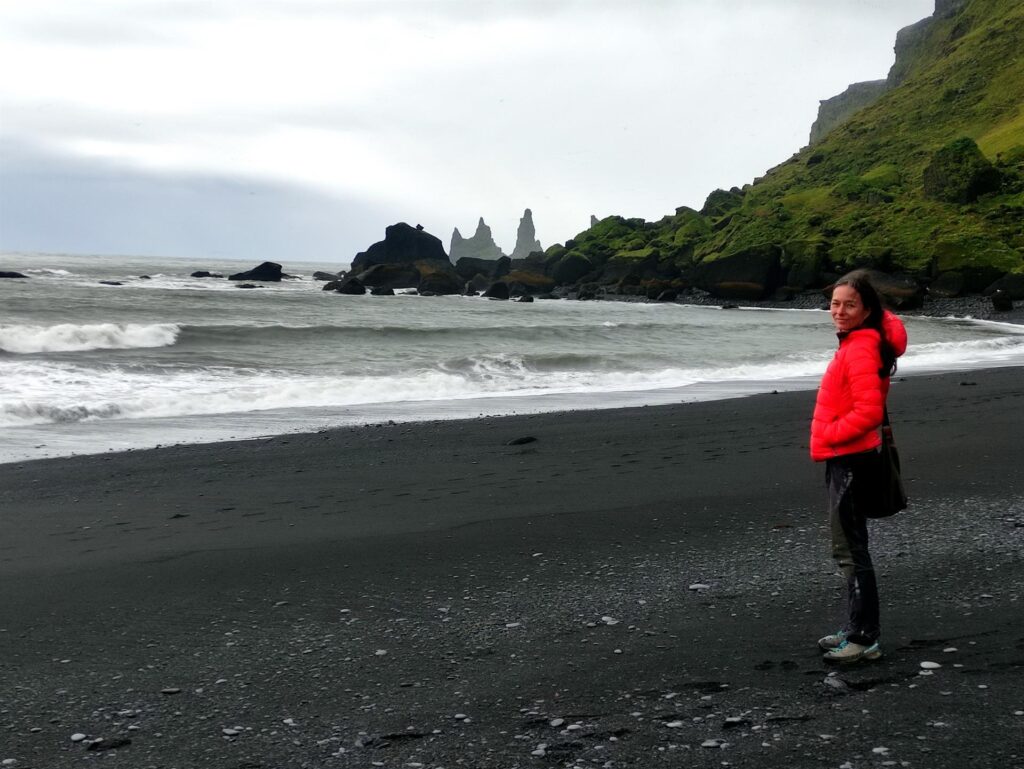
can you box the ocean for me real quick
[3,252,1024,464]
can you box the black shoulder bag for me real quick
[865,406,909,519]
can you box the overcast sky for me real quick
[0,0,934,266]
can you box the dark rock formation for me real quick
[334,276,366,295]
[351,223,448,272]
[417,261,463,296]
[923,137,1002,204]
[236,283,261,289]
[0,271,28,279]
[357,263,420,289]
[514,294,534,303]
[510,209,542,260]
[450,218,504,262]
[228,262,283,282]
[483,281,510,300]
[984,273,1024,301]
[551,253,593,285]
[809,80,888,146]
[991,289,1013,311]
[370,286,396,296]
[693,245,782,300]
[312,271,340,281]
[454,255,511,282]
[590,215,599,228]
[190,271,223,278]
[99,280,123,286]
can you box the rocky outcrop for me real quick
[450,218,504,261]
[351,223,449,272]
[808,80,888,146]
[191,270,224,278]
[228,262,283,282]
[693,245,782,300]
[415,260,462,295]
[0,271,28,279]
[454,255,511,282]
[312,271,340,281]
[510,209,542,260]
[922,136,1002,203]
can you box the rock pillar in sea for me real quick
[450,217,505,261]
[510,208,543,260]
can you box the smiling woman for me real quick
[0,0,934,261]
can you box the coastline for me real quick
[2,367,1022,767]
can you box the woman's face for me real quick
[830,284,871,332]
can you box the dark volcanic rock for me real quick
[551,253,592,286]
[483,281,510,300]
[228,261,283,282]
[694,244,781,300]
[312,271,340,281]
[417,262,462,296]
[0,271,28,279]
[190,270,223,278]
[991,289,1014,312]
[351,223,448,272]
[357,263,420,289]
[335,276,367,295]
[236,283,261,289]
[455,255,511,282]
[370,286,396,296]
[99,280,123,286]
[984,273,1024,301]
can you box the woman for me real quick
[810,270,908,664]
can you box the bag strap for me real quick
[882,405,894,443]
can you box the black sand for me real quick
[1,368,1022,768]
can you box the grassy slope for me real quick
[558,0,1023,287]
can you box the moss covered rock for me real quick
[693,244,782,299]
[922,137,1002,203]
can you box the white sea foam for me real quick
[0,323,181,353]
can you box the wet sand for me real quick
[1,368,1022,768]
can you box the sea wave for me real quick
[0,323,181,353]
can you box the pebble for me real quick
[689,583,710,591]
[920,661,941,669]
[374,649,388,656]
[161,688,181,695]
[700,739,725,748]
[943,647,957,653]
[873,746,890,755]
[601,616,619,625]
[70,734,86,742]
[549,718,564,727]
[222,728,240,736]
[665,720,684,728]
[2,760,17,767]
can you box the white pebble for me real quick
[549,718,564,727]
[70,734,86,742]
[920,661,941,669]
[689,583,710,591]
[665,720,684,728]
[222,728,240,736]
[943,647,957,653]
[978,684,989,689]
[505,622,521,628]
[2,760,17,767]
[374,649,387,656]
[454,713,467,720]
[566,724,582,732]
[701,739,724,748]
[872,746,890,754]
[601,616,619,625]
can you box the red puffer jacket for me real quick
[810,311,908,461]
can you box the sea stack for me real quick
[450,218,505,261]
[510,208,543,260]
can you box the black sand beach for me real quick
[1,368,1022,768]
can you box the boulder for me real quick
[929,271,967,298]
[923,137,1002,204]
[991,289,1013,311]
[514,294,535,303]
[236,283,261,289]
[190,270,223,278]
[455,255,511,281]
[551,253,593,285]
[370,286,395,296]
[0,271,28,279]
[510,208,543,260]
[335,276,366,295]
[483,281,510,300]
[99,280,123,286]
[312,271,340,281]
[228,261,283,282]
[504,269,555,295]
[693,244,782,300]
[984,273,1024,300]
[351,223,448,272]
[465,274,490,294]
[415,260,463,295]
[655,289,678,302]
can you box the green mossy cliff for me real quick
[550,0,1024,303]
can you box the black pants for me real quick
[825,451,881,645]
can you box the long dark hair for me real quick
[832,269,897,378]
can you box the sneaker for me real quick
[817,629,848,651]
[822,640,882,664]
